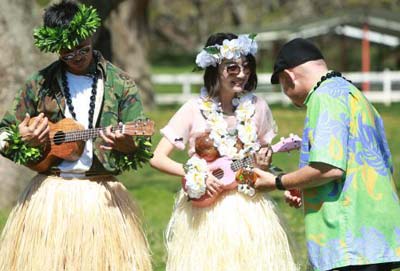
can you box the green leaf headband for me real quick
[33,4,101,53]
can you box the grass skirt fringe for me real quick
[0,174,151,271]
[166,190,299,271]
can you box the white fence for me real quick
[152,70,400,106]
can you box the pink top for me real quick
[160,94,277,157]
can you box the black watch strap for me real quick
[275,173,286,191]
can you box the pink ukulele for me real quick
[182,134,302,207]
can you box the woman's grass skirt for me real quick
[166,190,299,271]
[0,174,151,271]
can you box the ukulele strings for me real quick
[231,156,254,171]
[42,123,151,145]
[43,126,121,144]
[211,156,254,180]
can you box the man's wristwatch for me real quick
[275,173,286,191]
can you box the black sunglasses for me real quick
[60,45,91,62]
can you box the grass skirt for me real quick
[0,174,151,271]
[166,190,299,271]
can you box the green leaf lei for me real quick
[2,125,42,165]
[111,137,153,172]
[33,4,101,53]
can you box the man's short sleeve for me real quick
[307,90,350,171]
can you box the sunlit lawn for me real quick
[1,102,399,271]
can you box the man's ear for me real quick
[283,69,296,81]
[280,69,295,88]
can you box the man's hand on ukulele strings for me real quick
[19,113,50,147]
[252,168,276,192]
[99,124,136,153]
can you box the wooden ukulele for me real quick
[28,117,154,172]
[182,134,302,208]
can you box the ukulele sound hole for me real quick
[212,169,224,179]
[53,131,66,145]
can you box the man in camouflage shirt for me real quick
[0,1,152,271]
[0,41,150,174]
[0,12,151,175]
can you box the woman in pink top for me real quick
[150,33,298,270]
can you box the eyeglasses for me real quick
[60,45,91,61]
[224,62,251,75]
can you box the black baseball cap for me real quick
[270,38,324,84]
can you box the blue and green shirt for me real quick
[300,76,400,270]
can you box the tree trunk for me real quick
[0,0,46,209]
[111,0,154,108]
[85,0,155,109]
[225,0,246,26]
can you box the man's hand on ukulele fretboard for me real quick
[99,123,136,153]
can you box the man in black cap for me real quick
[254,38,400,271]
[270,38,325,107]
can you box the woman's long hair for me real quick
[203,33,258,97]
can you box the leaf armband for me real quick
[1,125,42,165]
[111,136,153,172]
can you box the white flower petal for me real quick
[199,92,259,160]
[0,131,10,151]
[195,35,258,68]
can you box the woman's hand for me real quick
[99,124,136,153]
[18,113,49,147]
[205,174,223,197]
[254,146,272,170]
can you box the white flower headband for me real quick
[195,34,258,70]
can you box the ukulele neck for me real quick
[60,126,123,143]
[231,156,254,171]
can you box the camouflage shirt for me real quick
[0,51,147,175]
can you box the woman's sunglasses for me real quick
[225,62,251,75]
[60,45,91,62]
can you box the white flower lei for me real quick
[199,88,260,160]
[0,131,10,151]
[183,156,208,199]
[195,34,258,69]
[182,90,260,199]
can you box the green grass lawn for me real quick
[1,103,400,270]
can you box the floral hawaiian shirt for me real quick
[299,76,400,271]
